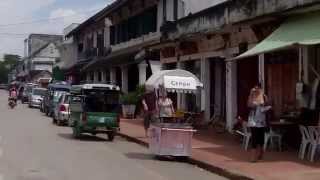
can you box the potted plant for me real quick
[120,85,145,119]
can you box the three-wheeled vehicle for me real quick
[69,84,121,141]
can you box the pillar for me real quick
[201,58,211,122]
[226,61,237,132]
[138,62,148,85]
[259,54,265,90]
[121,66,128,93]
[86,72,91,83]
[110,67,116,84]
[93,71,99,83]
[101,70,106,83]
[177,62,186,110]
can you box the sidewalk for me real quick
[119,119,320,180]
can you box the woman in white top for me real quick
[157,93,175,123]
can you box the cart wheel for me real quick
[107,132,115,141]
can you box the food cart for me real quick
[145,69,203,157]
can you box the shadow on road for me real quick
[58,133,108,142]
[125,152,154,160]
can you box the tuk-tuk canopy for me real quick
[70,84,120,94]
[145,69,203,94]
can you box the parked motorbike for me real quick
[8,98,17,109]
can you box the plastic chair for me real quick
[264,128,283,151]
[299,125,311,160]
[308,126,320,162]
[235,122,252,151]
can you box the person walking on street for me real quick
[247,84,271,162]
[142,91,157,137]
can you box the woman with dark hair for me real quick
[247,85,272,162]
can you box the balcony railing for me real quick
[111,32,160,51]
[78,47,111,60]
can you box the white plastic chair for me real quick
[264,128,283,151]
[308,126,320,162]
[299,125,311,160]
[236,122,252,151]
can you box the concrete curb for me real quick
[117,132,253,180]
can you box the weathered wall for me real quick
[167,0,320,39]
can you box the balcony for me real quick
[111,32,160,52]
[77,47,111,60]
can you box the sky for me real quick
[0,0,116,57]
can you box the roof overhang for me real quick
[231,11,320,61]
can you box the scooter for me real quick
[8,98,17,109]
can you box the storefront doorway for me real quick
[237,57,259,119]
[265,50,299,118]
[210,59,226,118]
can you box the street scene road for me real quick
[0,90,226,180]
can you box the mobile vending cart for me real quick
[145,69,203,157]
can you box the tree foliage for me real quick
[0,54,21,83]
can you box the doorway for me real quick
[237,57,259,119]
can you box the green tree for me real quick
[0,54,21,83]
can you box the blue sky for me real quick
[0,0,115,56]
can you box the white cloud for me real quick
[0,0,113,56]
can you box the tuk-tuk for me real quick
[69,84,121,141]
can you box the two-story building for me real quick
[66,0,218,92]
[157,0,320,130]
[21,34,63,83]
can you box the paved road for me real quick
[0,90,227,180]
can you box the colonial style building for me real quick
[66,0,219,92]
[156,0,320,130]
[17,34,63,83]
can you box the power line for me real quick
[0,8,101,28]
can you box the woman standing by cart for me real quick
[157,86,175,123]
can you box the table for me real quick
[269,121,299,150]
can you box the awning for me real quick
[145,69,203,93]
[233,11,320,60]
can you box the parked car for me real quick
[53,93,71,126]
[69,84,121,141]
[43,83,71,117]
[22,83,38,103]
[28,88,46,108]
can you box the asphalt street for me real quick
[0,90,227,180]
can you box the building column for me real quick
[177,62,186,110]
[110,67,116,84]
[101,70,106,83]
[93,71,99,83]
[226,61,237,132]
[86,72,91,83]
[121,66,129,93]
[138,62,148,85]
[301,46,309,84]
[201,58,211,122]
[259,54,265,90]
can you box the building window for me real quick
[78,43,84,52]
[111,6,158,45]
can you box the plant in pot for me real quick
[120,85,146,119]
[120,92,139,119]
